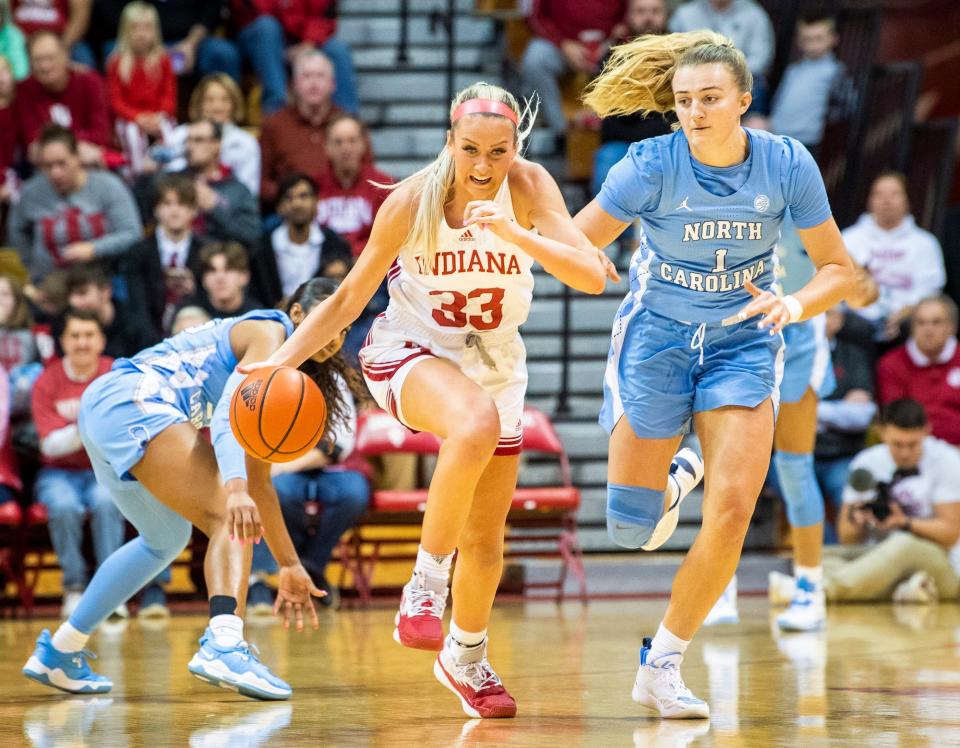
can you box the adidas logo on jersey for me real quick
[240,381,261,411]
[459,229,475,242]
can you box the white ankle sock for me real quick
[414,546,453,592]
[795,565,823,586]
[649,623,690,664]
[51,622,90,653]
[210,614,244,648]
[450,620,486,648]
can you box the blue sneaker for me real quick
[22,629,112,694]
[187,627,291,700]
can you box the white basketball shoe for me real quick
[642,448,704,551]
[632,638,710,719]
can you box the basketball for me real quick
[229,365,327,463]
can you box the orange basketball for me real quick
[229,366,327,463]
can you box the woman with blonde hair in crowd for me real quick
[161,73,261,196]
[573,31,856,717]
[107,1,176,178]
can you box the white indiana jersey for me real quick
[385,177,534,335]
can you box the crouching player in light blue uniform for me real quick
[575,31,856,718]
[22,279,359,700]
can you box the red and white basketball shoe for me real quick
[393,574,447,651]
[434,641,517,719]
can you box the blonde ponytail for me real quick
[382,81,537,266]
[583,31,751,119]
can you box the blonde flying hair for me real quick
[385,82,537,265]
[583,31,752,121]
[188,73,245,124]
[113,1,165,84]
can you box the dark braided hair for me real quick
[281,278,369,441]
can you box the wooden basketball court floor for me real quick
[2,598,960,747]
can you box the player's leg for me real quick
[390,357,502,650]
[436,453,520,719]
[128,423,291,700]
[633,401,774,720]
[774,387,827,631]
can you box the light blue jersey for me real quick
[599,128,831,324]
[80,309,294,481]
[116,309,294,430]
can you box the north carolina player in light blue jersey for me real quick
[575,31,856,718]
[22,280,362,701]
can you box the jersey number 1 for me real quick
[712,249,728,272]
[430,288,505,330]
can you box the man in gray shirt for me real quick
[669,0,775,111]
[7,124,143,283]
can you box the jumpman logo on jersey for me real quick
[676,196,692,212]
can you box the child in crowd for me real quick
[107,2,176,177]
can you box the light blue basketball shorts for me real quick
[599,303,785,439]
[78,364,189,483]
[778,315,836,404]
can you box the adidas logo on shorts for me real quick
[240,381,261,410]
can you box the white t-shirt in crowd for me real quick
[843,436,960,572]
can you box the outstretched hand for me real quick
[598,250,620,283]
[274,564,326,632]
[738,280,792,334]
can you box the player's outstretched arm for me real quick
[239,186,412,372]
[246,456,325,632]
[465,161,617,294]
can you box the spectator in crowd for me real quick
[0,271,51,417]
[0,1,28,80]
[249,277,369,612]
[180,240,260,319]
[12,0,95,68]
[825,399,960,603]
[227,0,287,116]
[815,307,876,527]
[519,0,626,152]
[315,114,392,258]
[15,32,110,166]
[161,73,260,197]
[141,0,237,83]
[123,174,206,337]
[251,172,351,308]
[260,49,344,207]
[842,171,946,341]
[7,125,142,283]
[107,1,176,178]
[877,295,960,446]
[274,0,359,114]
[669,0,775,113]
[170,303,209,333]
[31,307,123,619]
[64,263,154,357]
[0,54,18,199]
[149,119,260,249]
[750,16,856,150]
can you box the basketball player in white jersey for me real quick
[240,82,618,718]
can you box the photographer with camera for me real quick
[822,399,960,603]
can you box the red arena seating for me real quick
[340,406,586,605]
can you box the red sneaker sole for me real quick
[393,626,443,651]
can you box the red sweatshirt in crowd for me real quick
[315,163,392,257]
[12,0,70,37]
[877,337,960,446]
[31,355,113,470]
[106,54,177,122]
[527,0,626,47]
[15,67,111,148]
[275,0,337,45]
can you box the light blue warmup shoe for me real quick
[22,629,113,694]
[187,627,291,701]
